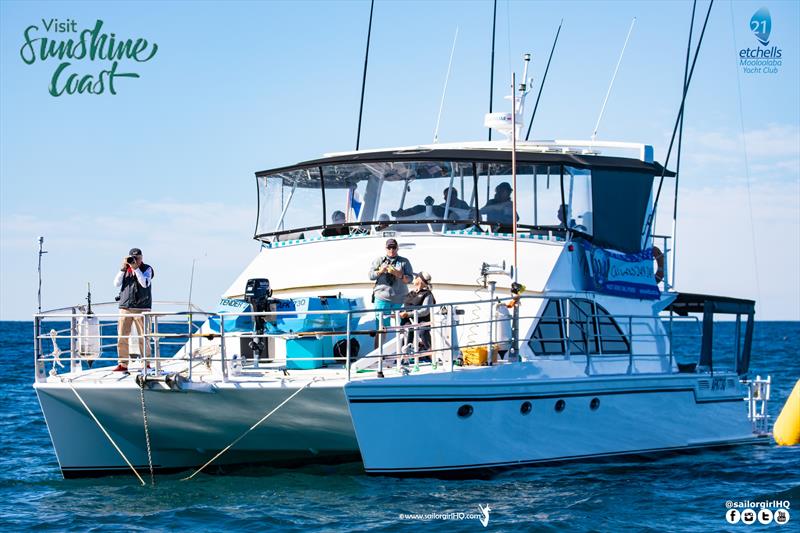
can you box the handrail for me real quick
[34,293,716,384]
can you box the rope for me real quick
[181,378,317,481]
[69,384,146,486]
[138,380,155,486]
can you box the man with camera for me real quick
[112,248,154,372]
[368,238,413,347]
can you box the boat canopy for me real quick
[254,150,674,253]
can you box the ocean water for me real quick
[1,320,798,532]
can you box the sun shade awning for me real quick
[255,149,675,178]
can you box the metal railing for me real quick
[34,293,727,383]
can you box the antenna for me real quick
[592,17,636,141]
[488,0,498,141]
[355,0,375,151]
[188,258,197,312]
[526,19,563,141]
[37,236,47,314]
[86,282,93,315]
[433,26,459,144]
[646,0,714,243]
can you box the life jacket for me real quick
[118,263,154,309]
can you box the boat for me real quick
[33,16,774,480]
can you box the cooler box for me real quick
[286,337,332,370]
[461,344,499,366]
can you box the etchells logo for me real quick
[738,7,782,75]
[19,18,158,96]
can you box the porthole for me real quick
[555,399,566,412]
[520,401,532,415]
[457,404,473,418]
[590,397,600,411]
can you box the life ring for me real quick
[653,246,665,283]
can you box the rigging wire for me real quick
[355,0,375,151]
[525,19,563,141]
[434,26,459,144]
[488,0,497,141]
[728,0,762,302]
[669,0,697,288]
[645,0,715,243]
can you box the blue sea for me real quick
[1,320,798,531]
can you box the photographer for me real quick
[368,238,413,346]
[112,248,154,372]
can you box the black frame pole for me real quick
[355,0,375,151]
[488,0,497,141]
[645,0,713,243]
[526,19,563,141]
[669,0,697,283]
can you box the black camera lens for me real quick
[126,256,135,264]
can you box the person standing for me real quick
[113,247,154,372]
[368,238,413,346]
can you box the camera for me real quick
[126,256,136,265]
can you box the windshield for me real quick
[255,160,596,241]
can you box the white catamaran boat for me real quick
[34,48,773,479]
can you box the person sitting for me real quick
[322,210,349,236]
[436,187,470,216]
[391,196,436,218]
[400,271,436,353]
[480,182,517,232]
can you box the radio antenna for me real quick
[37,236,47,314]
[592,17,636,142]
[488,0,498,141]
[433,26,459,144]
[525,19,562,141]
[355,0,375,151]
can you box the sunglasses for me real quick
[386,246,397,250]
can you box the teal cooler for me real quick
[286,337,332,370]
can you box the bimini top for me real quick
[256,142,675,177]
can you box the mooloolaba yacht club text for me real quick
[19,19,158,96]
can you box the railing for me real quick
[33,293,730,384]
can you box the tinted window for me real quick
[529,299,629,356]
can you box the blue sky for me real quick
[1,0,798,319]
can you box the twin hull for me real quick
[36,367,757,477]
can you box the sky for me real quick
[0,0,798,320]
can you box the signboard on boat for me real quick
[581,241,660,300]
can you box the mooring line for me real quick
[181,379,317,481]
[70,384,146,486]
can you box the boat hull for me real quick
[345,367,761,474]
[35,379,359,478]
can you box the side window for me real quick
[567,299,596,355]
[528,300,564,355]
[596,304,630,354]
[529,299,629,355]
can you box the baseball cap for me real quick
[416,271,432,284]
[129,248,143,256]
[496,182,512,192]
[385,238,398,248]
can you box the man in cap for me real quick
[369,238,413,347]
[112,247,155,372]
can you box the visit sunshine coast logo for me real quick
[19,18,158,96]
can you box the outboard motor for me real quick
[243,278,273,366]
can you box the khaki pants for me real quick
[117,308,151,365]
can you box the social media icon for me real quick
[742,509,757,525]
[774,509,790,525]
[726,509,741,524]
[758,509,773,525]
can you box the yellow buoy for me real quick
[774,379,800,446]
